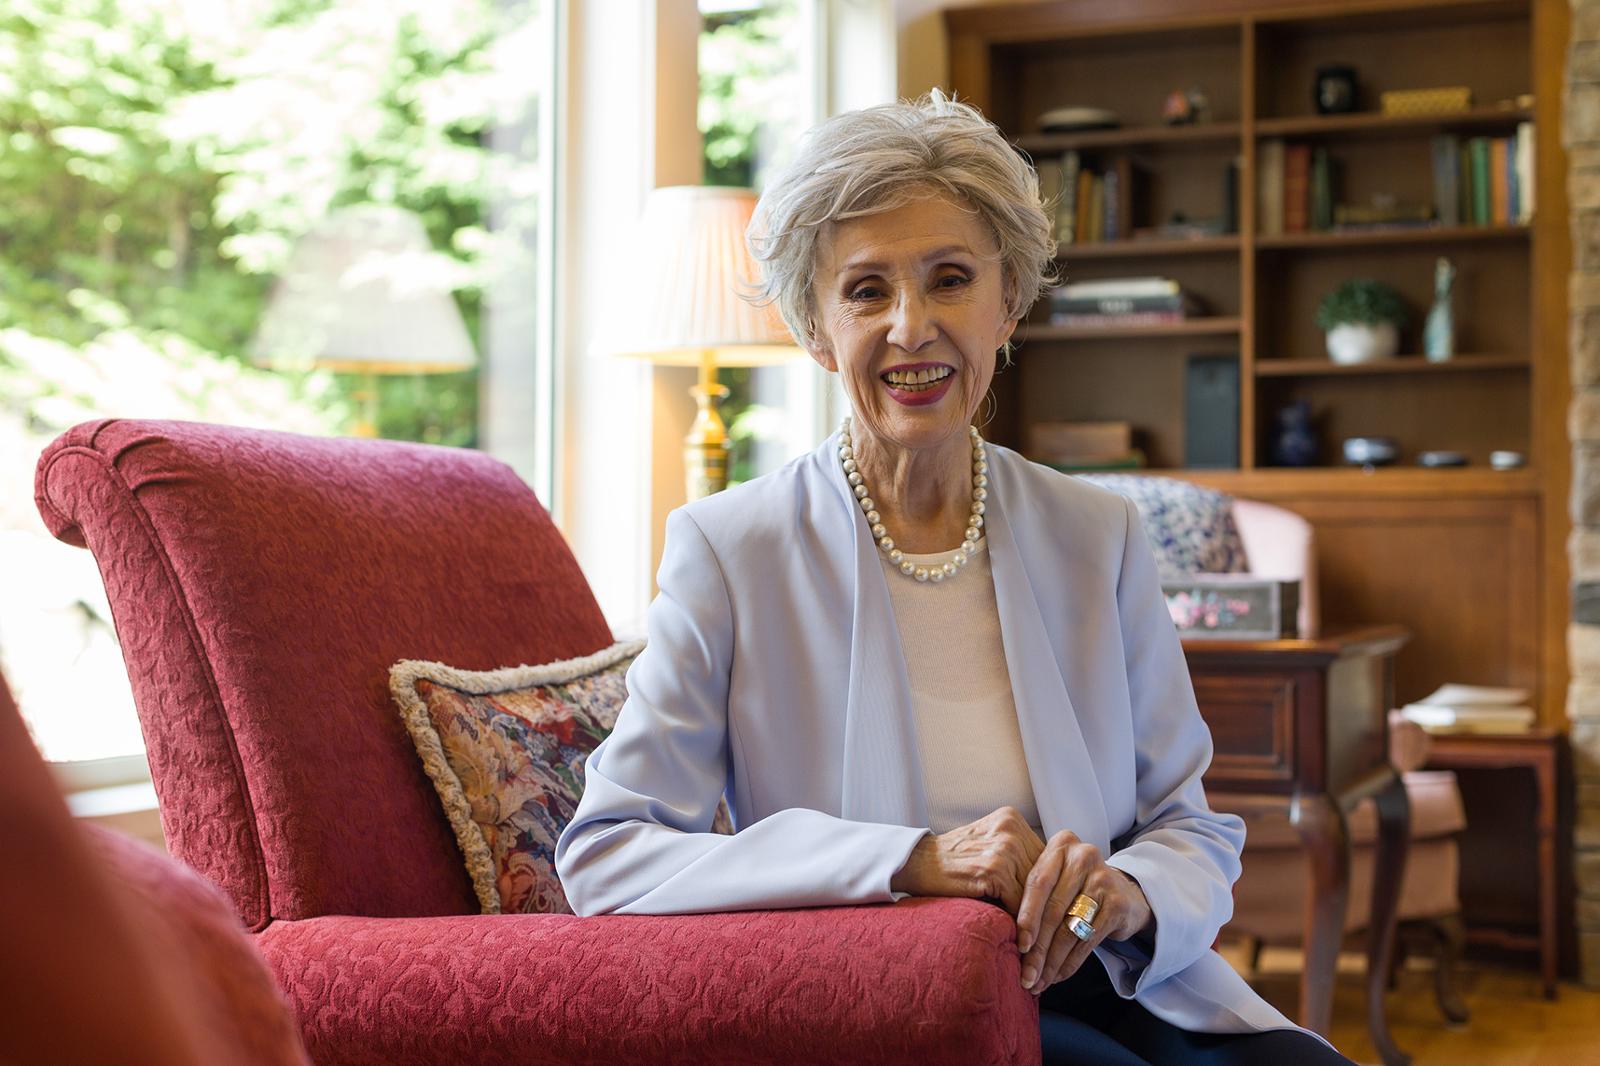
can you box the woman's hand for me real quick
[889,806,1045,914]
[1015,830,1153,995]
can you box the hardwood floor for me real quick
[1234,947,1600,1065]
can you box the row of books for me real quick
[1428,127,1535,227]
[1256,123,1534,235]
[1038,151,1240,245]
[1039,151,1130,244]
[1047,276,1203,327]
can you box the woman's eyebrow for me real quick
[839,244,974,275]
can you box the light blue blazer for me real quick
[556,431,1303,1038]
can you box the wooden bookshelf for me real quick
[1254,353,1528,376]
[1057,235,1241,258]
[1255,222,1530,249]
[1255,104,1532,138]
[1016,120,1243,153]
[1024,317,1243,341]
[947,0,1570,730]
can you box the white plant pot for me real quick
[1325,322,1399,365]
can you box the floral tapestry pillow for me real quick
[1075,473,1250,579]
[390,640,733,915]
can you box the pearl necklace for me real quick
[838,417,988,584]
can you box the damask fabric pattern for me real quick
[34,419,615,928]
[1074,474,1250,577]
[256,897,1041,1066]
[391,640,735,916]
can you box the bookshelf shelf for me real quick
[1057,236,1241,258]
[1255,105,1533,139]
[1022,317,1244,341]
[1015,121,1241,154]
[1254,354,1529,376]
[1256,223,1530,249]
[1181,465,1540,498]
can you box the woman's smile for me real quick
[881,362,956,405]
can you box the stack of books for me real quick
[1027,421,1145,472]
[1399,683,1536,734]
[1256,123,1533,236]
[1048,277,1202,328]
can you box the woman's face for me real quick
[809,193,1017,454]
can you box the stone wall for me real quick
[1569,0,1600,989]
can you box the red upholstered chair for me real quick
[34,419,1038,1066]
[0,665,309,1066]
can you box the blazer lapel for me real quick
[821,434,931,829]
[985,448,1111,849]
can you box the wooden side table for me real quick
[1421,729,1562,999]
[1184,624,1411,1066]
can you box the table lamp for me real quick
[251,204,476,436]
[601,185,801,499]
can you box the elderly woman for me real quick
[555,94,1353,1066]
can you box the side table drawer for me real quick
[1193,673,1298,789]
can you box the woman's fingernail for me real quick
[1019,936,1032,954]
[1021,965,1037,987]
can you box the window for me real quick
[698,0,822,485]
[0,0,557,764]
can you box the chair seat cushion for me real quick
[1242,770,1466,850]
[390,641,730,916]
[255,898,1037,1066]
[1229,836,1461,940]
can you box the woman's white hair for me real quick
[747,90,1057,349]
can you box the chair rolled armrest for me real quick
[255,897,1040,1066]
[1387,710,1433,773]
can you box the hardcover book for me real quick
[1491,136,1509,224]
[1257,139,1285,236]
[1284,143,1311,233]
[1470,137,1491,224]
[1431,134,1460,226]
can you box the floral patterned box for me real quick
[1160,575,1301,640]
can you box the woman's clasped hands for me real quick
[889,806,1153,995]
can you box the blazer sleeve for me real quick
[1098,495,1248,993]
[554,507,930,917]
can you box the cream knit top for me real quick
[878,536,1044,837]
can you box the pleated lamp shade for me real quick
[602,186,799,367]
[251,204,476,374]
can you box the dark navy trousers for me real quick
[1036,957,1357,1066]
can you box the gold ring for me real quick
[1067,893,1100,924]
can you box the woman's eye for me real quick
[847,285,883,301]
[937,272,971,289]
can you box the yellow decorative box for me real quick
[1379,87,1473,116]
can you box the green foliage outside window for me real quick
[0,0,542,447]
[699,1,797,485]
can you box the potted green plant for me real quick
[1314,278,1408,365]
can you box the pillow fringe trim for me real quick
[388,639,645,915]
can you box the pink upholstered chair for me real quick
[33,419,1039,1066]
[1078,474,1468,1024]
[0,665,309,1066]
[1225,497,1470,1025]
